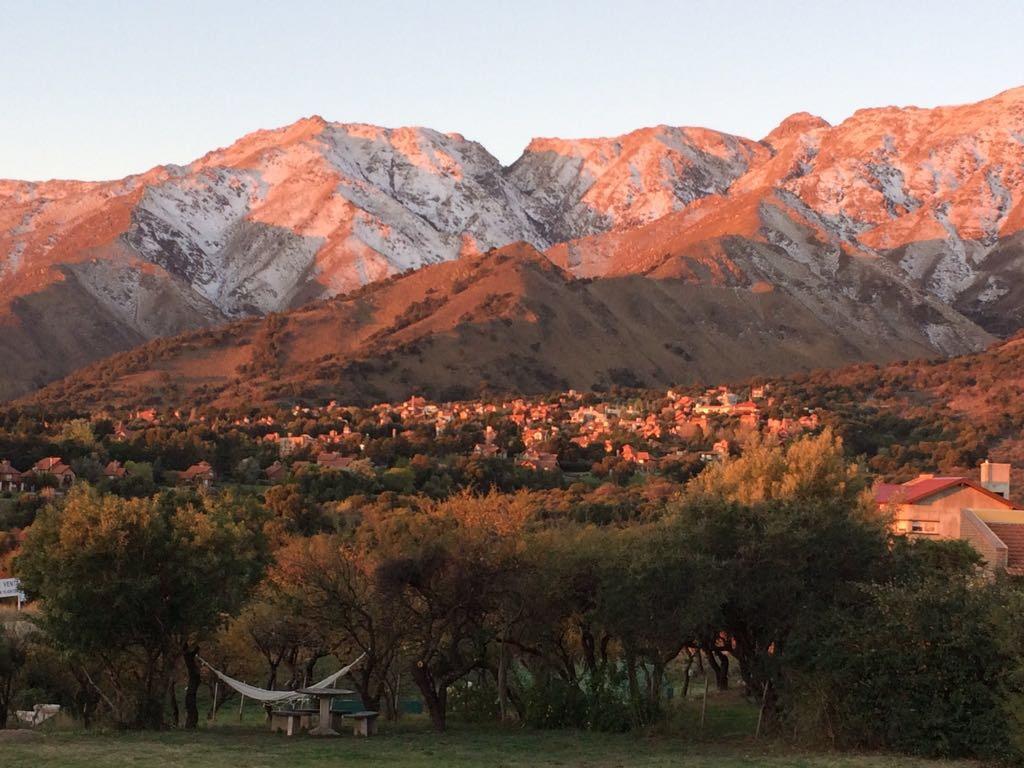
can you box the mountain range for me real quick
[7,87,1024,404]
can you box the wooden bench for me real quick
[349,710,379,737]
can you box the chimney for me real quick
[980,460,1011,500]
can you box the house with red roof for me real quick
[178,461,215,488]
[874,461,1024,574]
[620,445,657,470]
[264,461,288,483]
[473,443,505,459]
[31,457,76,488]
[0,460,23,492]
[103,460,127,479]
[317,452,355,472]
[518,450,560,473]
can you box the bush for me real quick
[523,668,633,732]
[447,676,500,723]
[787,576,1022,760]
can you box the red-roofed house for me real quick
[264,461,288,483]
[874,461,1024,574]
[620,445,657,470]
[31,457,76,488]
[103,461,127,479]
[473,443,505,459]
[518,450,560,472]
[317,452,355,472]
[178,461,215,488]
[0,460,23,492]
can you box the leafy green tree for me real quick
[689,428,865,506]
[0,620,27,728]
[264,484,325,537]
[594,524,719,725]
[792,569,1022,759]
[270,535,404,712]
[371,493,527,731]
[16,487,268,728]
[677,430,888,723]
[58,419,96,448]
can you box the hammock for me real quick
[199,652,365,703]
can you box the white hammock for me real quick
[199,653,365,703]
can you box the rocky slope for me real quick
[553,87,1024,333]
[6,87,1024,400]
[29,243,988,410]
[0,118,765,398]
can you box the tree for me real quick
[270,535,403,713]
[0,620,27,729]
[688,427,866,506]
[264,484,324,537]
[791,566,1021,759]
[677,431,888,724]
[594,524,719,725]
[16,486,268,728]
[371,493,527,730]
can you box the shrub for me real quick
[523,668,633,732]
[787,576,1022,760]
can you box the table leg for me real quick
[310,697,339,737]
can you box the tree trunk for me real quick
[73,669,99,728]
[354,668,382,712]
[265,661,280,691]
[713,651,729,691]
[0,675,11,729]
[680,650,696,698]
[625,649,642,726]
[136,657,166,730]
[182,645,202,729]
[705,648,730,691]
[648,660,665,709]
[411,663,447,732]
[302,653,321,689]
[169,682,180,728]
[580,626,597,675]
[497,635,509,722]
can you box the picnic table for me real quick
[297,687,354,737]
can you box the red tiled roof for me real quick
[33,457,67,473]
[873,483,905,504]
[180,461,213,480]
[873,476,1015,508]
[317,452,354,470]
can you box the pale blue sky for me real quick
[3,0,1023,181]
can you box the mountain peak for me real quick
[762,112,830,147]
[4,87,1024,402]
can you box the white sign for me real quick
[0,577,21,599]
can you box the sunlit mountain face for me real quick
[7,87,1024,400]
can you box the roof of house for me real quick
[180,461,214,480]
[317,452,354,470]
[103,461,126,477]
[32,457,72,474]
[874,475,1016,508]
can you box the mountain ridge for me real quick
[5,87,1024,400]
[27,241,994,411]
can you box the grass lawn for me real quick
[0,717,980,768]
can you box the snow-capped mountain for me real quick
[4,87,1024,400]
[553,87,1024,332]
